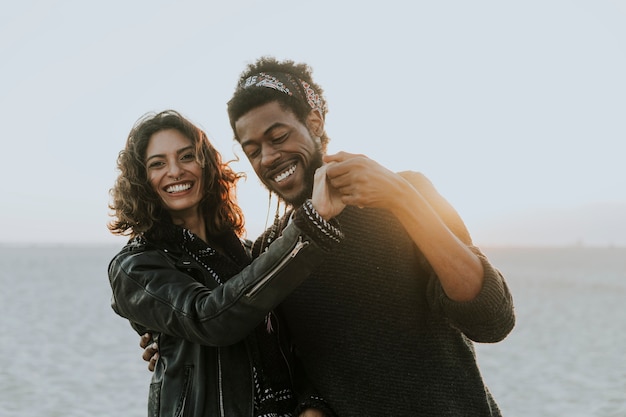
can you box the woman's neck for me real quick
[171,211,207,243]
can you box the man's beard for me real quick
[266,149,324,207]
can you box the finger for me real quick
[325,157,372,182]
[314,163,329,179]
[325,163,358,186]
[322,151,347,163]
[140,333,152,349]
[323,151,363,164]
[148,353,159,372]
[142,343,158,362]
[327,172,359,192]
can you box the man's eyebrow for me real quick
[240,122,286,147]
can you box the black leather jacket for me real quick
[108,214,341,417]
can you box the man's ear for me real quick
[306,109,325,137]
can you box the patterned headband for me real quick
[241,72,326,114]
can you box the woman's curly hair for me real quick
[108,110,245,238]
[227,56,330,152]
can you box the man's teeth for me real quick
[274,165,296,183]
[166,183,191,193]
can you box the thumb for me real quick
[323,151,352,164]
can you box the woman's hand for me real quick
[298,409,327,417]
[310,163,346,220]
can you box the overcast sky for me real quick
[1,0,625,247]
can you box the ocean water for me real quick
[476,247,626,417]
[0,245,624,417]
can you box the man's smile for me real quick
[274,164,297,183]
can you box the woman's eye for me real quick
[148,161,164,169]
[181,152,195,161]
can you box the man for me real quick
[145,57,515,416]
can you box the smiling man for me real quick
[220,57,516,416]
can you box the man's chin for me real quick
[262,155,320,206]
[264,182,311,207]
[276,188,310,207]
[283,192,309,207]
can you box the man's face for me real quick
[235,101,324,206]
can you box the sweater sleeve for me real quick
[399,170,515,343]
[427,246,516,343]
[398,170,473,245]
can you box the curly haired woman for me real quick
[108,110,343,417]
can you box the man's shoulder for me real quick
[398,170,432,188]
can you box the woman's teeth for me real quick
[166,183,191,193]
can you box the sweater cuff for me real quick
[437,247,516,342]
[293,199,344,251]
[440,248,508,318]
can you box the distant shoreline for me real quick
[1,242,625,250]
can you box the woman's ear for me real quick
[306,109,325,137]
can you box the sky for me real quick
[1,0,625,247]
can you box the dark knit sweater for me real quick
[254,174,515,416]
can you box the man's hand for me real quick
[140,333,159,372]
[323,151,402,210]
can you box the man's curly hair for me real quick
[108,110,245,238]
[227,56,330,152]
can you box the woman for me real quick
[107,110,343,417]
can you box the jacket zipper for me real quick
[244,236,309,298]
[275,315,294,384]
[175,366,192,417]
[217,347,225,417]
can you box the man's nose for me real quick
[261,146,280,167]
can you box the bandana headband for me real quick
[242,72,325,114]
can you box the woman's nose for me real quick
[168,162,184,179]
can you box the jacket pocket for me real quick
[148,380,162,417]
[148,365,193,417]
[174,365,194,417]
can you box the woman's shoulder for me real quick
[111,235,177,269]
[113,235,149,258]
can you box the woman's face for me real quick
[145,128,204,219]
